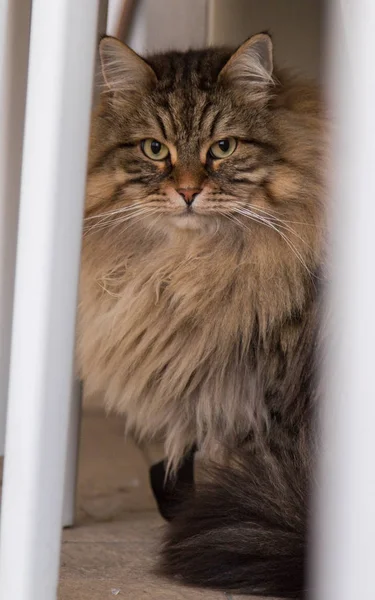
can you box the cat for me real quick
[78,32,326,598]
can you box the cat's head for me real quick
[86,33,324,268]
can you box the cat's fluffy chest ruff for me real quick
[78,230,306,467]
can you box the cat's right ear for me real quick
[99,36,157,97]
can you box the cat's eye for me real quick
[208,137,237,160]
[141,139,169,161]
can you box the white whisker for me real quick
[234,203,316,254]
[84,206,156,235]
[85,202,146,221]
[231,206,316,280]
[235,201,324,229]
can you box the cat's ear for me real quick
[99,36,157,96]
[218,33,274,95]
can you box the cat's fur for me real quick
[78,33,326,598]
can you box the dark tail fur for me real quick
[159,440,310,598]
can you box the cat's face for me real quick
[86,34,324,265]
[108,122,270,233]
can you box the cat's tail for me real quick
[159,440,310,599]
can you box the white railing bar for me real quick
[312,1,375,599]
[0,0,31,453]
[0,0,99,597]
[61,0,109,531]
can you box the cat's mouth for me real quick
[175,204,198,217]
[181,205,195,215]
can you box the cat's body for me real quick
[78,34,326,598]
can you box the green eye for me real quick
[141,138,169,161]
[209,137,237,159]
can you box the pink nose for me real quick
[177,187,202,206]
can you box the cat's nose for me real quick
[177,187,202,206]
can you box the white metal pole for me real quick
[61,379,82,528]
[0,0,31,453]
[312,1,375,599]
[0,0,99,598]
[61,0,108,530]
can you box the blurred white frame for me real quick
[1,1,374,599]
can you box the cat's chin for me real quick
[169,213,210,231]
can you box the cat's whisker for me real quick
[232,207,315,279]
[85,199,163,226]
[233,206,305,257]
[84,207,154,235]
[236,207,305,241]
[84,213,144,234]
[233,202,293,226]
[119,209,159,233]
[234,204,316,254]
[220,210,252,236]
[214,211,231,234]
[235,201,325,229]
[144,213,163,235]
[84,202,146,221]
[84,206,147,232]
[115,207,158,227]
[89,211,156,237]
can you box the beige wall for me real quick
[208,0,324,79]
[108,0,323,79]
[117,0,208,54]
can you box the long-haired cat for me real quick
[78,32,326,598]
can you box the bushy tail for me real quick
[159,442,310,598]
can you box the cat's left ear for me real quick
[218,33,274,95]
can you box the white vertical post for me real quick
[312,1,375,599]
[0,0,99,598]
[61,380,82,528]
[0,0,31,453]
[62,0,109,530]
